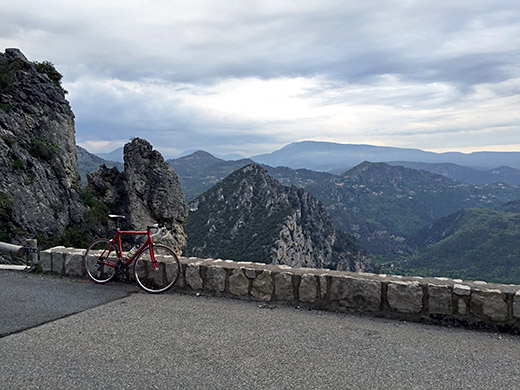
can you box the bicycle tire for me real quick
[84,238,118,283]
[133,244,180,293]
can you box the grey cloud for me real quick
[3,1,518,88]
[3,0,520,155]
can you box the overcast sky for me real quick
[2,0,519,157]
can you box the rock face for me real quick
[0,48,85,242]
[185,164,373,272]
[88,138,188,254]
[76,145,123,186]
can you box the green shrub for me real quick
[2,135,16,147]
[33,61,63,87]
[0,192,13,222]
[0,103,12,112]
[12,158,24,171]
[0,74,13,90]
[0,192,15,243]
[29,136,60,161]
[0,57,27,90]
[40,187,110,248]
[77,187,96,207]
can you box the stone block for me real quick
[175,263,186,288]
[319,275,328,299]
[428,284,452,315]
[274,272,294,301]
[64,250,85,277]
[453,284,471,296]
[299,274,317,303]
[329,275,381,311]
[51,251,66,275]
[204,265,227,292]
[470,289,508,321]
[387,281,423,314]
[49,246,67,252]
[186,263,203,290]
[39,250,52,273]
[229,268,249,296]
[457,298,467,315]
[251,270,273,302]
[244,268,257,279]
[514,291,520,320]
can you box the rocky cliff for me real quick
[185,164,373,272]
[0,48,85,243]
[88,138,188,254]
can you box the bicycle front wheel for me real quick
[133,244,180,293]
[84,238,118,283]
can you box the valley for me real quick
[160,149,520,283]
[77,143,520,284]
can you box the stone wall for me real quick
[39,247,520,332]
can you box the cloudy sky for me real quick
[2,0,519,158]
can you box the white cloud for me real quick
[68,72,520,156]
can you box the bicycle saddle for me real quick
[108,214,126,219]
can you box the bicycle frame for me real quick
[85,219,180,293]
[105,228,158,269]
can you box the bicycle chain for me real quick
[115,260,129,282]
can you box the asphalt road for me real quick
[1,270,520,389]
[0,269,137,337]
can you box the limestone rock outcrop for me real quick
[0,48,85,242]
[185,164,374,272]
[88,138,188,254]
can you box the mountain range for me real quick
[387,161,520,186]
[251,141,520,172]
[97,140,520,175]
[79,144,520,283]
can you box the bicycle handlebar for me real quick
[150,225,169,241]
[147,223,166,230]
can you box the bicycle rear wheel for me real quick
[84,238,118,283]
[133,244,180,293]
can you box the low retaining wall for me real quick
[40,246,520,332]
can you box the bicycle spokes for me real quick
[133,245,180,293]
[84,239,118,284]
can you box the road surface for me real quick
[1,270,519,389]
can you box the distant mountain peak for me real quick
[95,147,124,163]
[225,163,270,180]
[342,161,453,187]
[177,150,223,162]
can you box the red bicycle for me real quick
[83,215,180,293]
